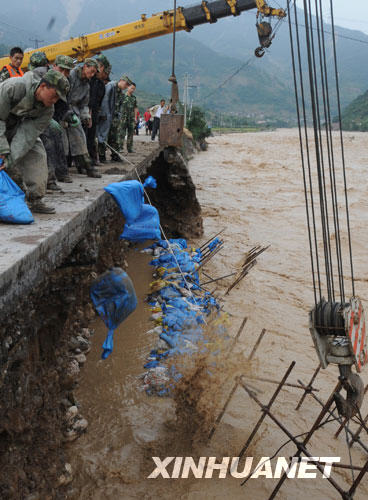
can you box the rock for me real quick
[57,463,73,486]
[76,335,90,351]
[66,359,80,379]
[74,353,87,365]
[81,328,91,339]
[74,348,81,354]
[73,417,88,432]
[63,429,78,442]
[65,405,78,424]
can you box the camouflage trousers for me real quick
[7,138,48,201]
[119,119,135,152]
[107,118,120,157]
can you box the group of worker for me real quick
[0,46,148,214]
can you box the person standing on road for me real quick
[119,83,138,153]
[63,58,101,178]
[0,70,69,214]
[151,99,167,141]
[85,55,110,165]
[0,47,24,82]
[107,75,132,161]
[144,108,151,135]
[38,55,76,189]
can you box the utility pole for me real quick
[29,38,44,49]
[184,73,188,127]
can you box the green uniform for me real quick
[108,85,124,155]
[119,93,137,152]
[0,71,54,200]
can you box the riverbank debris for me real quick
[224,244,269,295]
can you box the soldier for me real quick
[0,69,70,214]
[0,47,24,82]
[40,55,76,189]
[28,51,49,71]
[63,58,101,178]
[107,75,132,161]
[85,55,110,165]
[119,83,138,153]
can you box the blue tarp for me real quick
[0,170,34,224]
[90,268,137,359]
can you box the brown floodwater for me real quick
[68,129,368,499]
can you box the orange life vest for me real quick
[4,65,24,78]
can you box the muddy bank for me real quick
[0,146,203,499]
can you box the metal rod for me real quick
[244,375,319,392]
[199,228,225,251]
[238,361,296,458]
[298,379,368,454]
[201,272,237,286]
[269,380,343,499]
[248,328,267,361]
[226,316,248,359]
[349,411,368,448]
[295,364,321,411]
[208,380,239,441]
[348,456,368,497]
[238,379,347,495]
[334,417,349,439]
[348,385,368,447]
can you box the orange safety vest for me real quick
[4,64,24,78]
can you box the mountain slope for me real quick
[341,90,368,131]
[1,1,367,121]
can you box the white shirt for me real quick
[155,105,166,119]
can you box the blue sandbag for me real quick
[121,204,161,242]
[0,170,34,224]
[104,180,143,224]
[143,176,157,189]
[90,267,137,359]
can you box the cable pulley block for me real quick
[310,297,368,372]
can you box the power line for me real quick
[203,8,368,102]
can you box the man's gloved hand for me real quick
[0,155,12,171]
[49,119,63,134]
[70,114,81,128]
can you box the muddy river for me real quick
[68,129,368,499]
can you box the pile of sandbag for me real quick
[141,238,223,396]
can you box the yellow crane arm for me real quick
[0,0,285,70]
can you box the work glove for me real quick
[49,119,63,134]
[70,114,81,128]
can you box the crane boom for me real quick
[0,0,285,70]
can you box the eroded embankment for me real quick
[0,147,203,500]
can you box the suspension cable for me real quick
[287,0,317,305]
[329,0,355,297]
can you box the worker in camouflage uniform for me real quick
[62,58,101,177]
[85,55,110,165]
[119,82,138,153]
[39,55,76,189]
[28,51,49,71]
[0,69,69,214]
[0,47,24,83]
[107,75,132,161]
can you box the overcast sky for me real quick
[176,0,368,35]
[295,0,368,34]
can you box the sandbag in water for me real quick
[121,204,161,242]
[0,171,34,224]
[90,268,137,359]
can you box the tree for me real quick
[187,106,211,142]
